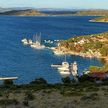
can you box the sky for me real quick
[0,0,108,9]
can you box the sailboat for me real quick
[30,33,45,49]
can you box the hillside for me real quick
[1,8,108,16]
[53,31,108,73]
[74,10,108,16]
[0,9,48,16]
[0,9,78,16]
[57,32,108,60]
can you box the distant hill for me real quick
[74,10,108,16]
[0,8,77,16]
[1,8,108,16]
[41,10,77,15]
[0,9,48,16]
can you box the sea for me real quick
[0,16,108,84]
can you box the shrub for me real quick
[0,99,18,106]
[62,77,71,84]
[3,80,14,87]
[23,100,29,106]
[25,91,35,101]
[78,74,94,82]
[81,93,99,101]
[30,78,47,85]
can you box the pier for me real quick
[0,77,18,81]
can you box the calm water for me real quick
[0,16,108,84]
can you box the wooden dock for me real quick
[0,77,18,80]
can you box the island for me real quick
[90,16,108,22]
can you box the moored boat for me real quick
[21,38,29,45]
[30,33,45,49]
[51,55,70,75]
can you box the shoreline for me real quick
[52,46,108,63]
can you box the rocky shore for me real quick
[52,32,108,63]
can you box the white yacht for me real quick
[58,62,69,71]
[58,62,70,75]
[28,39,33,45]
[21,38,29,45]
[58,60,70,74]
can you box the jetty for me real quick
[0,77,18,81]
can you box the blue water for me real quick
[0,16,108,84]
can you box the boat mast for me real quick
[36,34,37,43]
[65,55,66,62]
[39,32,41,44]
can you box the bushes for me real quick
[3,80,14,87]
[62,77,71,84]
[23,100,29,106]
[61,90,83,96]
[78,74,95,83]
[25,91,35,101]
[0,99,19,106]
[81,93,99,101]
[30,78,47,85]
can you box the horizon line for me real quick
[1,6,108,10]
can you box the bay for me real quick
[0,16,107,84]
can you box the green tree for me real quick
[30,78,47,84]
